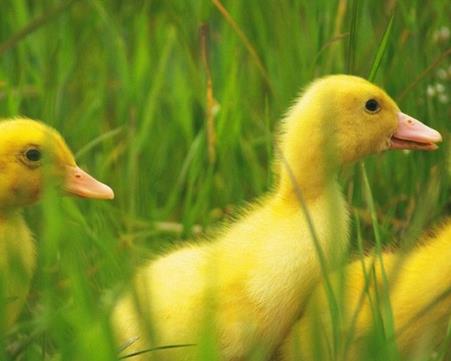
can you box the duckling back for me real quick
[280,220,451,361]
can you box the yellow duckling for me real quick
[112,75,442,360]
[280,220,451,361]
[0,117,114,329]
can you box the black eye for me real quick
[365,99,380,113]
[25,148,42,162]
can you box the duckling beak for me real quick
[390,112,442,151]
[64,166,114,200]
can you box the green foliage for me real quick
[0,0,449,360]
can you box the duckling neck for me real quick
[0,210,35,273]
[276,110,340,201]
[276,146,339,202]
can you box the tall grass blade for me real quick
[368,14,394,82]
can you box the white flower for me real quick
[435,83,445,93]
[438,93,449,104]
[426,85,436,97]
[437,68,448,80]
[440,26,450,39]
[434,26,450,43]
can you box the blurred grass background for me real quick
[0,0,449,360]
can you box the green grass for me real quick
[0,0,449,360]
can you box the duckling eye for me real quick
[365,99,380,113]
[25,148,42,162]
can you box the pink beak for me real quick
[390,112,442,151]
[64,166,114,200]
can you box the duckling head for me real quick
[0,118,114,210]
[278,75,442,198]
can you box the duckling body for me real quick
[112,75,442,360]
[280,220,451,361]
[0,118,114,329]
[0,211,35,328]
[115,188,348,359]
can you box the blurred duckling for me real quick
[0,118,114,329]
[112,75,442,360]
[280,220,451,361]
